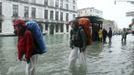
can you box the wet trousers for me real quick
[121,36,126,42]
[68,47,86,69]
[108,37,112,43]
[25,55,38,75]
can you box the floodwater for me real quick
[0,34,134,75]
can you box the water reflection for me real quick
[0,37,3,48]
[87,42,103,57]
[121,41,127,46]
[0,34,134,75]
[0,37,18,75]
[45,34,69,45]
[70,65,87,75]
[108,41,112,48]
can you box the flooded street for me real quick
[0,34,134,75]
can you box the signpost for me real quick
[114,0,134,5]
[126,11,134,17]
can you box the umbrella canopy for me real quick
[76,16,103,24]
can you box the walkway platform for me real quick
[0,33,46,37]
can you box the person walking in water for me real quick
[69,18,92,70]
[121,28,128,42]
[102,28,107,43]
[13,19,38,75]
[108,27,112,43]
[98,28,103,42]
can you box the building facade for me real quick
[77,7,103,18]
[103,20,119,34]
[0,0,77,34]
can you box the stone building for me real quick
[0,0,77,34]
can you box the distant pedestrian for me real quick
[98,28,103,42]
[13,19,38,75]
[121,28,128,42]
[102,28,107,43]
[108,27,112,43]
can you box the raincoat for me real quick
[17,29,36,61]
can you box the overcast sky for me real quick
[77,0,134,29]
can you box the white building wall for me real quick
[53,9,55,21]
[2,2,13,33]
[0,0,77,34]
[103,20,118,34]
[29,6,32,18]
[77,7,103,18]
[2,20,13,33]
[49,0,54,7]
[64,0,66,8]
[19,5,24,18]
[47,8,50,20]
[36,7,44,19]
[36,0,44,5]
[69,0,73,10]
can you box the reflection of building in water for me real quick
[0,0,77,35]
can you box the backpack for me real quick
[78,18,92,45]
[26,20,47,54]
[71,27,84,47]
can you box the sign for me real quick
[126,11,134,17]
[114,0,134,4]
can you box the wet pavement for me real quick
[0,34,134,75]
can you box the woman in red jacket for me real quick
[13,19,38,75]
